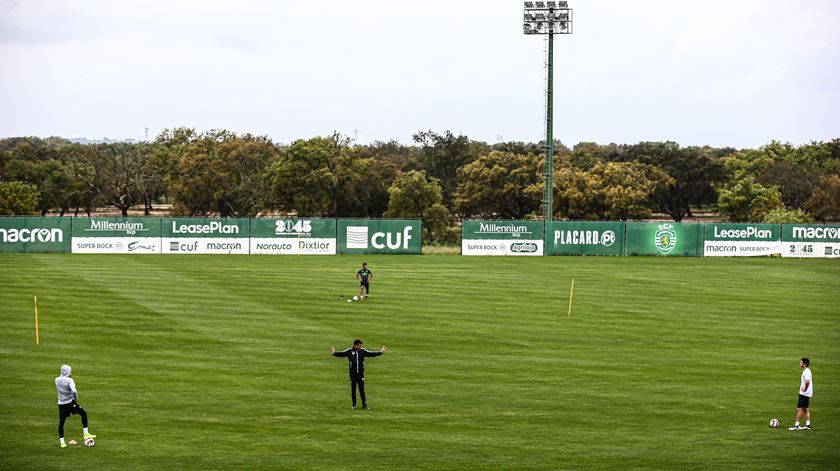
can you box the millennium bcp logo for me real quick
[655,223,677,255]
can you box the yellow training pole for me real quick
[34,295,39,345]
[567,278,575,317]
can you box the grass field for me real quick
[0,254,838,470]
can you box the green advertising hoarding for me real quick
[337,219,421,254]
[0,217,72,253]
[703,223,781,257]
[161,218,250,254]
[546,221,625,256]
[625,222,703,257]
[781,224,840,258]
[249,218,336,255]
[461,220,544,256]
[71,217,163,254]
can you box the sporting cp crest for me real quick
[655,224,677,255]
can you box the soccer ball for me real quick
[347,299,352,303]
[84,437,95,447]
[353,296,359,301]
[770,418,779,428]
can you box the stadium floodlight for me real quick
[523,0,573,222]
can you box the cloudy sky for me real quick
[1,0,838,148]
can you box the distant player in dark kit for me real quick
[356,262,373,300]
[55,365,96,447]
[331,339,386,409]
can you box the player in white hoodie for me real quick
[55,365,96,447]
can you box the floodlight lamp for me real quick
[547,1,557,8]
[536,1,546,8]
[558,1,568,7]
[558,13,569,20]
[524,1,534,9]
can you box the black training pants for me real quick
[350,371,366,407]
[58,401,88,438]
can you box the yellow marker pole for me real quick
[567,278,575,317]
[34,295,39,344]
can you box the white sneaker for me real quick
[788,426,800,430]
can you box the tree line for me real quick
[1,129,838,244]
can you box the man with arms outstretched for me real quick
[331,339,386,409]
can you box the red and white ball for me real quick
[769,418,779,428]
[84,437,95,447]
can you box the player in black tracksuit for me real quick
[331,339,386,409]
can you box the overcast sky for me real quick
[1,0,838,148]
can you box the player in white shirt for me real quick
[788,358,812,430]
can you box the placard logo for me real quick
[655,224,677,255]
[553,229,616,247]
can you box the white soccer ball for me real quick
[84,437,95,447]
[769,418,779,428]
[347,299,352,303]
[353,296,359,301]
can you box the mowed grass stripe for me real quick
[0,254,838,470]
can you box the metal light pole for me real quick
[524,1,573,221]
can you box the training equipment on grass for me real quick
[34,295,39,344]
[347,299,352,303]
[770,418,779,428]
[84,438,95,447]
[353,295,358,301]
[568,278,575,317]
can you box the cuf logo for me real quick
[655,224,677,255]
[345,225,413,250]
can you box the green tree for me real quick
[0,181,38,215]
[170,131,277,217]
[421,203,453,244]
[266,133,389,217]
[94,143,152,217]
[384,170,443,218]
[716,176,784,222]
[756,160,821,210]
[384,170,449,243]
[413,130,477,210]
[623,142,724,221]
[454,151,541,219]
[804,174,840,222]
[553,161,674,220]
[762,207,813,224]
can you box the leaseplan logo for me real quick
[655,223,677,255]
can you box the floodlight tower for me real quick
[523,1,573,221]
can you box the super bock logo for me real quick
[655,223,677,255]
